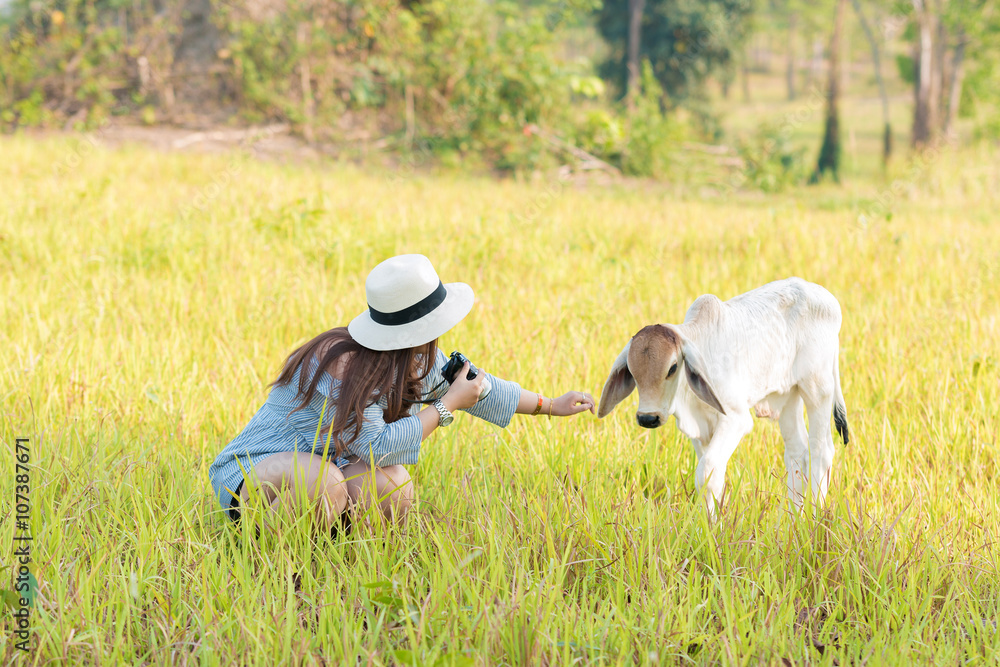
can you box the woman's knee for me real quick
[316,466,350,516]
[342,462,414,522]
[244,452,350,521]
[379,465,413,516]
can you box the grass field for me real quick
[2,134,999,665]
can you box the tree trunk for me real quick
[812,0,846,183]
[841,17,850,92]
[626,0,646,114]
[810,37,823,88]
[404,84,415,149]
[911,0,934,148]
[786,13,797,101]
[297,22,314,143]
[850,0,892,167]
[174,0,221,67]
[931,0,946,131]
[943,26,966,139]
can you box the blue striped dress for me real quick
[208,349,522,511]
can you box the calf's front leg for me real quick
[693,413,753,517]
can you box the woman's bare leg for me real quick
[339,463,414,523]
[239,452,350,532]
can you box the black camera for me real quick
[441,350,492,400]
[441,351,480,383]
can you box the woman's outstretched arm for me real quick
[514,388,595,417]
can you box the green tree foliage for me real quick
[736,121,807,192]
[620,60,690,176]
[595,0,753,104]
[951,0,1000,139]
[383,0,592,170]
[571,60,689,177]
[1,0,602,172]
[1,0,184,127]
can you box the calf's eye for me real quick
[666,363,678,379]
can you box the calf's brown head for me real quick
[597,324,726,427]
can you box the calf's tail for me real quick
[833,352,849,445]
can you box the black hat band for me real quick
[368,281,448,326]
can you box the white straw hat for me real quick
[348,254,475,351]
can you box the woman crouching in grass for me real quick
[208,254,595,534]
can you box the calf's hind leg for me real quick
[778,392,809,510]
[803,389,836,507]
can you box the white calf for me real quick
[598,277,849,514]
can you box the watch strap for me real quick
[432,399,453,426]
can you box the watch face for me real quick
[435,401,454,426]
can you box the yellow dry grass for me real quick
[1,135,998,664]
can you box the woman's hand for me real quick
[550,391,596,416]
[442,361,486,411]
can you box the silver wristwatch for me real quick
[432,399,454,427]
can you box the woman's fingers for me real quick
[445,361,484,409]
[471,365,486,400]
[463,362,486,389]
[557,391,596,416]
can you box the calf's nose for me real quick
[637,413,661,429]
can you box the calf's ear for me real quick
[598,340,635,418]
[679,337,727,415]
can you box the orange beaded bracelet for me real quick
[531,393,544,416]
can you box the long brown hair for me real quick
[271,327,437,456]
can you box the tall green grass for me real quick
[1,136,998,664]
